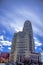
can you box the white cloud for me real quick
[35,41,42,46]
[0,40,11,46]
[9,22,23,32]
[8,47,11,50]
[0,35,12,46]
[35,46,37,49]
[0,35,11,46]
[34,37,42,47]
[0,35,4,40]
[0,35,11,51]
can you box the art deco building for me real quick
[11,20,41,63]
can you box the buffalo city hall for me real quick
[10,20,41,63]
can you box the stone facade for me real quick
[11,20,41,63]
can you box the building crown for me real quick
[23,20,32,33]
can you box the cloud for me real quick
[0,35,12,51]
[8,47,11,50]
[0,35,12,47]
[9,22,23,32]
[34,37,42,52]
[35,41,42,46]
[34,37,42,47]
[0,35,4,40]
[0,40,11,46]
[34,37,42,51]
[35,46,37,49]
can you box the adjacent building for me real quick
[0,52,9,63]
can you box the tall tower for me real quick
[23,20,35,52]
[11,20,35,62]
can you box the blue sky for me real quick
[0,0,43,60]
